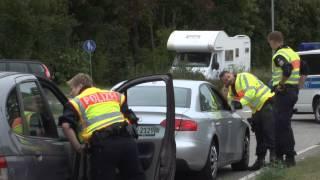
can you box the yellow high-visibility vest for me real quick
[69,87,126,142]
[272,47,301,86]
[12,111,34,135]
[228,72,274,114]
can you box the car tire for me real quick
[231,134,250,171]
[199,141,218,180]
[314,100,320,123]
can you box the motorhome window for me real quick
[225,50,234,61]
[245,48,250,54]
[176,52,211,67]
[300,54,320,75]
[236,48,239,57]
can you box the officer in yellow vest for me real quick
[59,73,145,180]
[220,71,275,171]
[11,111,43,136]
[268,31,300,167]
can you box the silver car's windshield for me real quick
[127,86,191,108]
[174,52,211,67]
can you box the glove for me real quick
[275,83,286,94]
[123,109,139,125]
[126,124,139,139]
[247,117,255,132]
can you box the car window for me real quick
[42,87,64,126]
[300,54,320,75]
[6,88,22,134]
[199,85,219,111]
[29,63,45,77]
[8,62,28,73]
[18,81,58,138]
[127,86,191,108]
[0,62,6,71]
[208,86,226,110]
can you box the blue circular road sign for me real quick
[83,40,96,53]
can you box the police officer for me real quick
[59,73,145,180]
[267,31,300,167]
[219,71,275,171]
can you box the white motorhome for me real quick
[167,31,251,79]
[294,49,320,122]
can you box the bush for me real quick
[51,48,89,84]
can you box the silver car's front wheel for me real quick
[200,141,218,180]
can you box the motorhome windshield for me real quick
[174,52,211,67]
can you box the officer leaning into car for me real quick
[59,73,145,180]
[267,31,300,167]
[219,71,276,171]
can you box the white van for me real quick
[294,49,320,122]
[167,31,251,79]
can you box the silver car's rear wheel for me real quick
[200,141,218,180]
[314,100,320,123]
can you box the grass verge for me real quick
[256,151,320,180]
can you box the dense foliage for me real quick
[0,0,320,85]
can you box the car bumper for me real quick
[176,137,210,171]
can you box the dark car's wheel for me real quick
[200,141,218,180]
[314,99,320,123]
[231,134,250,171]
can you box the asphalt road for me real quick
[175,113,320,180]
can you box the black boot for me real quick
[248,158,265,171]
[285,155,296,167]
[269,151,276,163]
[275,154,284,163]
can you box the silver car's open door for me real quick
[114,74,176,180]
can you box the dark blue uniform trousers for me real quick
[273,88,298,158]
[90,133,145,180]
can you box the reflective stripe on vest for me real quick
[231,73,274,113]
[69,87,126,142]
[272,47,301,86]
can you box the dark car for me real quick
[0,60,53,80]
[0,71,175,180]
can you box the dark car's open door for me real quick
[114,74,176,180]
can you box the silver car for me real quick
[125,80,250,179]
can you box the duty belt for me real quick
[91,121,129,140]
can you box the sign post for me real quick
[82,40,96,79]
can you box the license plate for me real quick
[137,126,159,136]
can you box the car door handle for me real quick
[228,120,232,124]
[215,122,221,126]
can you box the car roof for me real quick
[0,71,36,79]
[136,79,210,88]
[298,49,320,55]
[0,59,43,64]
[0,71,20,78]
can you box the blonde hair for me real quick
[67,73,93,88]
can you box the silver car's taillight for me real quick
[160,118,198,131]
[0,156,8,180]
